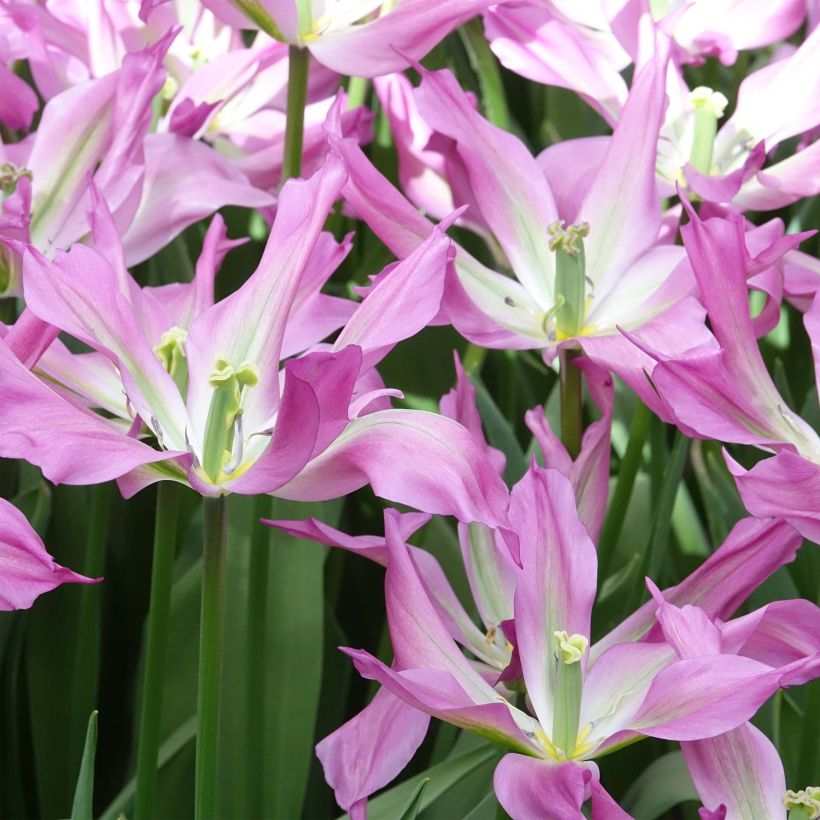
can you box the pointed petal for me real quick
[493,754,589,820]
[274,409,510,526]
[0,339,177,485]
[21,243,189,451]
[121,133,274,266]
[0,497,96,610]
[316,687,430,813]
[578,39,669,292]
[681,723,786,820]
[511,466,597,731]
[593,517,802,659]
[415,66,557,309]
[185,152,346,448]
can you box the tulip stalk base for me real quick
[559,348,583,460]
[282,46,310,182]
[195,495,229,820]
[134,482,181,820]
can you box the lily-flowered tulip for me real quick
[276,454,810,817]
[0,497,95,610]
[0,31,272,296]
[326,43,718,415]
[201,0,498,76]
[0,153,509,526]
[631,204,820,542]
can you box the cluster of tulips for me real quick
[1,0,819,818]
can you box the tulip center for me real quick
[201,354,259,483]
[154,326,189,397]
[784,787,820,820]
[0,162,32,198]
[688,86,728,175]
[550,630,588,758]
[547,221,589,340]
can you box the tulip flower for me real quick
[0,31,273,297]
[201,0,499,76]
[0,153,509,526]
[273,450,807,816]
[0,497,95,610]
[631,204,820,541]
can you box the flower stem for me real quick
[134,482,181,820]
[244,496,271,816]
[282,46,310,182]
[459,18,511,130]
[559,348,583,460]
[346,76,369,109]
[597,401,651,578]
[195,495,229,820]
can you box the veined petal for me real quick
[414,66,558,310]
[316,688,430,815]
[511,466,597,731]
[493,754,589,820]
[0,339,178,486]
[682,723,786,820]
[577,37,669,295]
[21,244,189,450]
[0,497,96,610]
[274,409,510,526]
[185,152,346,450]
[593,517,801,660]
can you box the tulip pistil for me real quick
[689,86,728,175]
[154,326,189,397]
[551,630,588,759]
[548,221,589,338]
[201,354,259,483]
[784,787,820,820]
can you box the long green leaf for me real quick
[397,777,429,820]
[70,711,98,820]
[621,751,698,819]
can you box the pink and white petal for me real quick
[511,466,597,731]
[493,754,589,820]
[316,687,430,814]
[681,723,786,820]
[578,39,669,294]
[537,137,611,224]
[415,66,557,310]
[274,409,511,527]
[185,153,346,450]
[21,244,189,450]
[734,140,820,211]
[629,655,787,741]
[594,516,802,659]
[333,227,450,367]
[485,4,627,125]
[727,451,820,543]
[307,0,497,77]
[0,64,39,131]
[649,585,724,659]
[0,339,178,486]
[121,133,274,267]
[0,497,96,610]
[590,779,634,819]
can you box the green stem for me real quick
[134,483,181,820]
[281,46,310,183]
[70,483,112,767]
[244,496,271,816]
[346,76,369,110]
[796,681,820,791]
[597,401,651,577]
[459,18,511,130]
[195,495,229,820]
[462,343,488,375]
[559,348,583,460]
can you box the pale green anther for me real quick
[551,630,587,758]
[0,162,32,198]
[689,86,729,175]
[784,787,820,820]
[154,326,189,397]
[548,221,589,338]
[201,355,259,483]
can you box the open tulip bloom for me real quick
[0,152,508,526]
[289,464,818,818]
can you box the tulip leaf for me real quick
[620,751,698,819]
[397,777,430,820]
[70,711,98,820]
